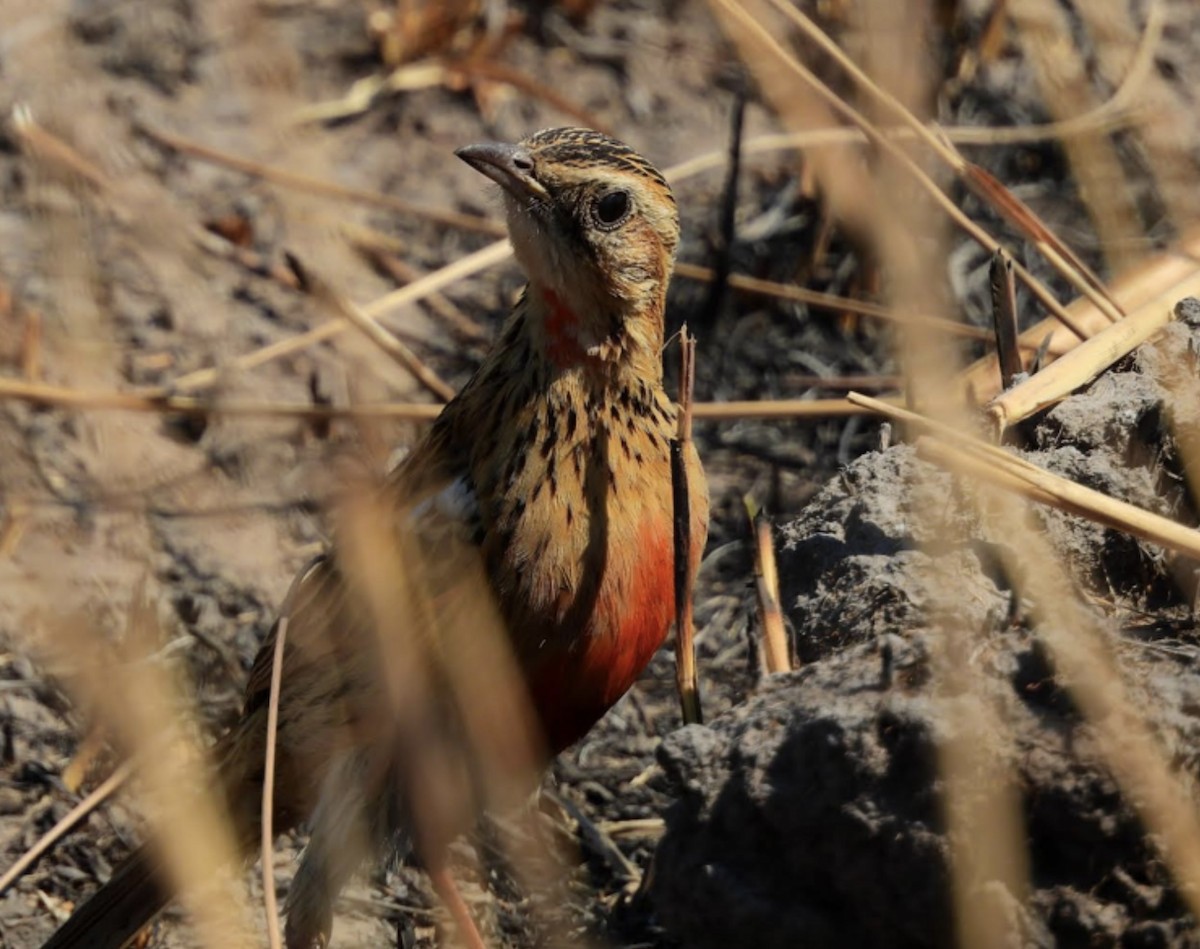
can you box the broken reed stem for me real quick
[746,499,791,674]
[849,392,1200,562]
[260,613,289,949]
[960,226,1200,405]
[988,299,1178,433]
[0,761,133,897]
[672,327,702,726]
[989,249,1022,389]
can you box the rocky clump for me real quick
[652,314,1200,948]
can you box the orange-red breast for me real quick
[41,127,709,949]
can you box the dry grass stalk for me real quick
[335,486,542,949]
[850,1,1032,937]
[671,329,702,725]
[706,0,1089,342]
[447,58,611,134]
[704,0,881,263]
[746,499,790,674]
[962,163,1123,322]
[345,226,490,344]
[288,254,456,402]
[691,397,901,420]
[0,376,904,426]
[1078,0,1200,231]
[42,589,254,947]
[850,391,1200,561]
[987,297,1178,433]
[0,761,133,897]
[10,103,112,195]
[920,436,1200,562]
[1007,0,1148,276]
[757,0,1129,332]
[665,0,1162,182]
[774,0,1151,333]
[0,377,443,420]
[169,239,514,394]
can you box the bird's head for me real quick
[457,127,679,368]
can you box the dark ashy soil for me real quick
[1,1,1200,948]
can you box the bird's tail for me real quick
[40,844,166,949]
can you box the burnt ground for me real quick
[1,1,1200,948]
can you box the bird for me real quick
[40,126,709,949]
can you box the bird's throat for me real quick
[540,287,587,368]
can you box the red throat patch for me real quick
[541,288,587,367]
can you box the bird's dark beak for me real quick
[455,142,549,203]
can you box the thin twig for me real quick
[0,761,134,897]
[675,263,993,340]
[260,614,289,949]
[671,327,702,725]
[698,91,746,333]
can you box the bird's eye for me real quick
[593,190,631,229]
